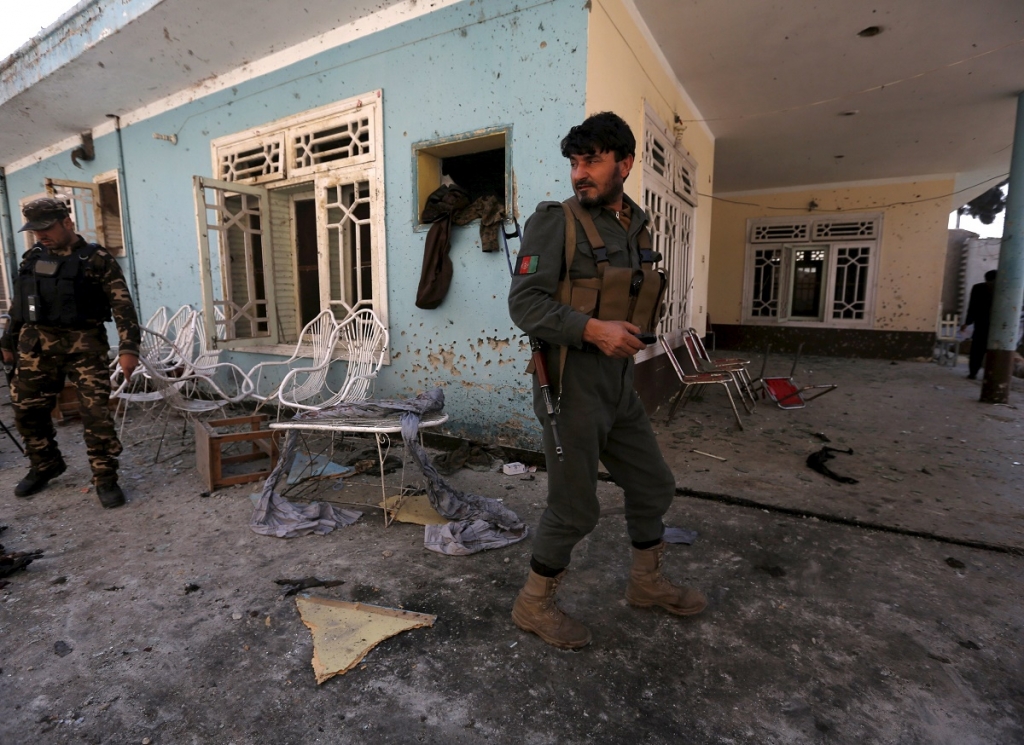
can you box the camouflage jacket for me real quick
[1,236,141,357]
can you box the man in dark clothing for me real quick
[962,269,997,380]
[0,197,141,508]
[507,112,706,649]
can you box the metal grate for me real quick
[751,223,809,243]
[218,139,284,182]
[831,245,871,320]
[293,116,372,171]
[813,219,877,240]
[751,248,781,317]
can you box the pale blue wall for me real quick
[5,0,588,446]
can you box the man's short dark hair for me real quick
[560,112,636,161]
[985,270,997,282]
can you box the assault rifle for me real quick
[501,219,565,462]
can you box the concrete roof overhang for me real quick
[1,0,1022,206]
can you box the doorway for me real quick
[294,198,320,328]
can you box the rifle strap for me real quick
[556,202,577,397]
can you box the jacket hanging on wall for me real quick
[416,184,470,309]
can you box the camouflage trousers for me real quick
[11,333,121,484]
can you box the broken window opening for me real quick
[413,128,510,226]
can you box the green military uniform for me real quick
[2,236,141,486]
[508,194,676,570]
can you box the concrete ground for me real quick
[0,354,1021,744]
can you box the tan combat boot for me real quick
[626,542,707,616]
[512,569,591,649]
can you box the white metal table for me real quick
[269,411,449,524]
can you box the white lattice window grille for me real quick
[751,222,808,243]
[193,177,278,346]
[217,136,285,184]
[44,178,103,246]
[751,248,782,318]
[212,92,378,184]
[813,218,878,240]
[291,113,374,176]
[641,106,696,354]
[832,245,872,320]
[673,153,697,207]
[200,91,387,351]
[316,169,380,322]
[743,213,881,328]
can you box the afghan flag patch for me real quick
[516,255,539,275]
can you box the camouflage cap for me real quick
[19,196,70,232]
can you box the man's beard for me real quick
[575,175,624,209]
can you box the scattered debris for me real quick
[806,446,858,484]
[945,557,966,569]
[501,462,535,475]
[54,641,73,657]
[692,449,726,461]
[287,453,356,485]
[295,595,435,684]
[275,577,346,597]
[0,544,44,580]
[184,583,201,594]
[958,639,981,650]
[379,495,447,526]
[812,432,831,442]
[756,565,787,578]
[663,526,698,545]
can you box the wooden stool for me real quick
[196,415,279,491]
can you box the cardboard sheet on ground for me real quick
[287,453,355,485]
[379,494,448,525]
[295,595,436,684]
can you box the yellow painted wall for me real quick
[586,0,715,332]
[708,179,955,332]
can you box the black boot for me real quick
[96,479,126,509]
[14,460,68,498]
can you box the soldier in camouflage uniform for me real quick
[1,197,141,508]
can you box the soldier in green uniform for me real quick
[1,197,141,508]
[508,113,706,649]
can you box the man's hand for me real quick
[1,349,12,366]
[119,353,140,382]
[582,319,646,358]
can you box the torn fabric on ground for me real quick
[291,389,528,554]
[250,429,362,538]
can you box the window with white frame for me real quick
[196,92,387,351]
[641,105,697,352]
[22,176,126,257]
[742,214,881,326]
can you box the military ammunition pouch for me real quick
[12,243,112,329]
[557,198,666,335]
[526,198,666,390]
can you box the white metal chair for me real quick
[112,325,254,445]
[313,308,388,408]
[248,310,340,412]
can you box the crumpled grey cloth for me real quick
[424,519,524,556]
[250,428,362,538]
[289,389,528,554]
